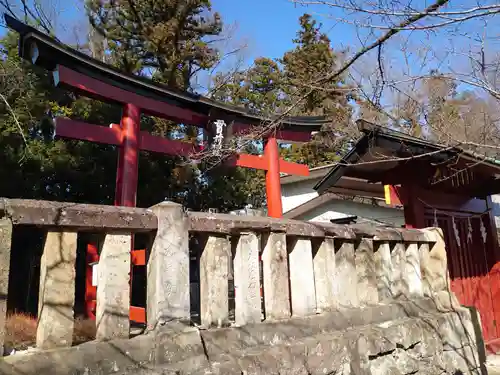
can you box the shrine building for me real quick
[315,119,500,350]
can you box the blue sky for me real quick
[2,0,498,101]
[211,0,353,61]
[0,0,354,63]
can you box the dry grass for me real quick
[73,316,96,345]
[4,313,37,350]
[4,313,96,351]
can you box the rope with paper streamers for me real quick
[421,198,490,246]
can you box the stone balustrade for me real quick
[0,198,454,356]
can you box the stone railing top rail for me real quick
[188,211,435,242]
[0,198,438,242]
[0,198,157,232]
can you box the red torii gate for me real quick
[7,14,328,322]
[52,65,312,216]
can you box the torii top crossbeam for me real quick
[6,15,327,137]
[6,14,330,218]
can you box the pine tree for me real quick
[280,14,352,117]
[0,31,119,203]
[210,14,357,207]
[212,57,286,115]
[279,14,354,167]
[86,0,222,90]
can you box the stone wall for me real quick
[0,297,485,375]
[0,199,488,375]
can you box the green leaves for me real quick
[86,0,222,89]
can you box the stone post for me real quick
[233,232,261,325]
[418,242,431,297]
[96,233,131,341]
[313,237,335,313]
[0,218,12,356]
[374,241,392,302]
[147,202,189,330]
[288,237,316,317]
[262,232,290,320]
[390,242,407,298]
[404,243,423,298]
[200,235,230,327]
[36,231,78,349]
[421,228,449,294]
[356,239,378,305]
[332,241,358,308]
[421,228,459,309]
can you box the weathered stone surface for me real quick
[147,202,190,329]
[368,355,403,375]
[290,334,352,375]
[0,332,156,375]
[96,232,131,341]
[0,300,484,375]
[233,232,261,325]
[0,198,157,232]
[153,323,208,366]
[0,218,12,357]
[441,345,481,373]
[374,242,392,302]
[37,231,78,349]
[404,243,423,298]
[186,211,431,241]
[367,320,420,355]
[418,242,432,297]
[236,345,310,375]
[200,235,230,327]
[288,237,316,317]
[421,227,450,294]
[356,239,378,306]
[0,208,482,375]
[313,237,335,313]
[261,232,290,320]
[433,310,478,350]
[390,243,407,298]
[332,241,358,308]
[368,348,422,375]
[430,289,462,311]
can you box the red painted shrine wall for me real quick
[400,187,500,348]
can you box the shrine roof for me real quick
[314,120,500,197]
[5,14,327,132]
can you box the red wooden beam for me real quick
[231,154,268,170]
[139,128,201,155]
[54,65,208,126]
[232,123,313,143]
[280,159,309,176]
[55,118,201,156]
[231,153,309,176]
[55,118,121,145]
[55,66,315,143]
[130,306,146,323]
[131,249,146,266]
